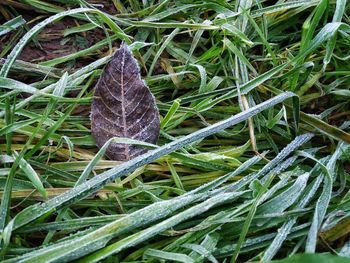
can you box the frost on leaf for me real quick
[91,43,160,161]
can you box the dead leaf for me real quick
[91,43,160,161]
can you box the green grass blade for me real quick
[6,92,296,231]
[13,152,47,199]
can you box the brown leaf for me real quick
[91,43,160,161]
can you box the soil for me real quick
[0,0,119,70]
[0,0,123,119]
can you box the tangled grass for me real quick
[0,0,350,262]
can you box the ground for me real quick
[0,1,350,262]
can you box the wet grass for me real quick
[0,0,350,262]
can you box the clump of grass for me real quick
[0,0,350,262]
